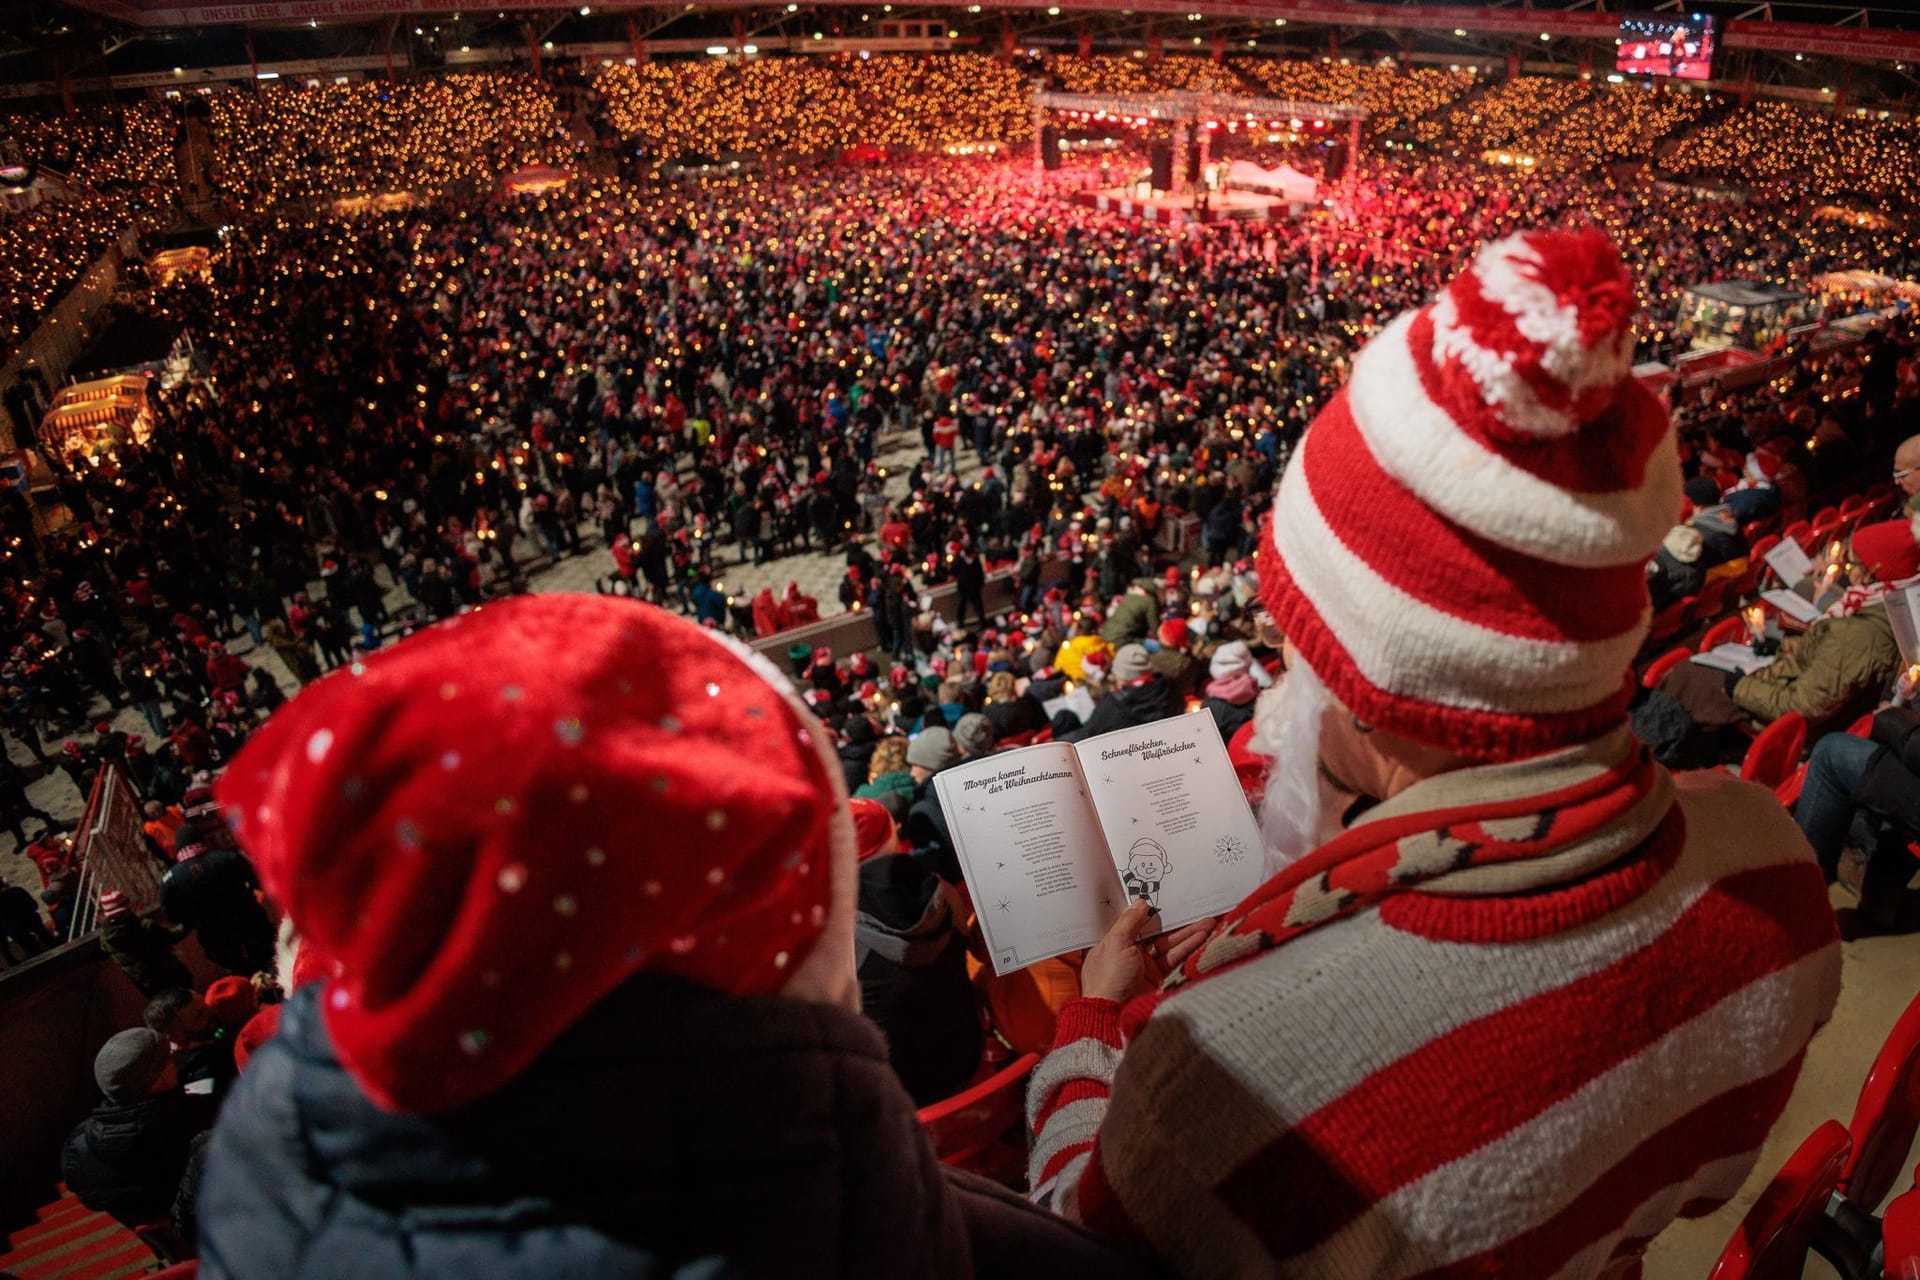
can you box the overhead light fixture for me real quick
[706,44,728,54]
[256,71,279,79]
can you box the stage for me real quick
[1069,185,1299,226]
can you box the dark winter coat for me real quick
[1855,705,1920,836]
[855,855,982,1105]
[1065,677,1184,744]
[159,848,277,977]
[62,1089,215,1230]
[198,980,1157,1280]
[99,913,194,996]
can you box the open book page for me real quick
[1690,643,1777,675]
[932,744,1127,975]
[1074,712,1268,934]
[1887,585,1920,667]
[1761,588,1822,624]
[1764,539,1813,587]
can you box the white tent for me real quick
[1222,160,1318,203]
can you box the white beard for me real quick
[1250,658,1356,874]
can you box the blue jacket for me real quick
[198,979,1155,1279]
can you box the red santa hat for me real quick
[848,798,897,862]
[215,596,855,1114]
[1852,514,1920,584]
[1158,617,1190,650]
[1258,229,1680,761]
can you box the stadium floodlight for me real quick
[256,71,279,79]
[1453,28,1466,36]
[706,44,728,54]
[1047,5,1059,12]
[742,43,758,52]
[1273,17,1285,24]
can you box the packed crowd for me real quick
[205,75,580,210]
[1663,97,1920,207]
[2,64,1920,1280]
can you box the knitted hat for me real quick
[1683,475,1721,508]
[204,974,259,1029]
[95,1027,171,1101]
[1852,515,1920,584]
[215,596,853,1114]
[1258,229,1679,761]
[952,713,995,758]
[98,889,130,920]
[233,1004,282,1073]
[1208,639,1271,686]
[1111,644,1153,685]
[848,798,897,862]
[906,726,959,772]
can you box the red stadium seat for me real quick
[1881,1177,1920,1280]
[1707,1120,1851,1280]
[1645,597,1693,647]
[917,1051,1040,1172]
[1699,617,1746,652]
[1686,580,1734,625]
[1841,989,1920,1211]
[1743,519,1779,547]
[1783,520,1813,546]
[1812,505,1840,529]
[1642,646,1690,689]
[1839,494,1870,520]
[1748,534,1781,566]
[150,1265,199,1280]
[996,729,1039,750]
[1740,712,1806,791]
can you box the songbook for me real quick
[934,711,1266,975]
[1690,642,1778,675]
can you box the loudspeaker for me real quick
[1185,147,1200,184]
[1148,141,1173,191]
[1324,145,1348,181]
[1041,126,1061,170]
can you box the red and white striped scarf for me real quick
[1172,728,1676,987]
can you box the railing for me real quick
[63,764,161,943]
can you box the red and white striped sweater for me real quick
[1027,766,1841,1279]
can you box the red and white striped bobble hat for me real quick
[1258,228,1680,762]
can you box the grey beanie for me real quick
[952,713,996,758]
[95,1028,171,1101]
[1111,644,1152,684]
[905,726,959,772]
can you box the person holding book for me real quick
[1025,230,1842,1279]
[1064,645,1181,743]
[195,596,1154,1280]
[1728,516,1918,729]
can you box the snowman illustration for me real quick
[1122,838,1171,910]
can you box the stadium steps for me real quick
[0,1191,156,1280]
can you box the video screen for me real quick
[1616,13,1716,81]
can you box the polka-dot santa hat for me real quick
[217,595,856,1114]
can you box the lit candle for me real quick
[1745,605,1767,642]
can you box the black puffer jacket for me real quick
[199,979,1159,1280]
[62,1090,214,1229]
[1064,677,1183,743]
[855,855,982,1105]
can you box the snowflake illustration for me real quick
[1214,833,1248,866]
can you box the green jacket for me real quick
[1733,602,1899,726]
[1101,591,1160,647]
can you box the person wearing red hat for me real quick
[1728,514,1919,728]
[1147,616,1203,698]
[1027,230,1840,1279]
[847,797,983,1105]
[196,596,1151,1280]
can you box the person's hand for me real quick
[1894,664,1920,707]
[1080,899,1217,1005]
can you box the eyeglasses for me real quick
[1897,467,1917,482]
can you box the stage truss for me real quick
[1030,87,1366,214]
[1032,89,1366,127]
